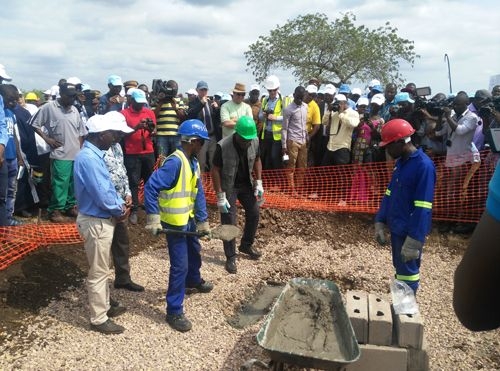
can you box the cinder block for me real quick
[408,335,429,371]
[368,293,393,346]
[346,290,369,344]
[346,344,408,371]
[395,311,424,349]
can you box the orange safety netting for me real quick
[0,151,494,271]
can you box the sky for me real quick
[2,0,500,97]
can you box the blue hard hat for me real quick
[178,119,210,140]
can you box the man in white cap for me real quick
[74,112,134,335]
[259,76,285,170]
[0,64,12,84]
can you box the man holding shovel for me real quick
[143,119,213,333]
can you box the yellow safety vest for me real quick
[261,95,283,141]
[158,150,199,226]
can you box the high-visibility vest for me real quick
[158,149,199,226]
[261,95,283,141]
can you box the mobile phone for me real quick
[17,165,25,180]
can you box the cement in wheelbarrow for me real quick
[257,278,360,370]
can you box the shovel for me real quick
[160,224,240,241]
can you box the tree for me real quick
[245,13,417,87]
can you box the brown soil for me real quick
[0,206,469,343]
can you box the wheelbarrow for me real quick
[247,278,360,371]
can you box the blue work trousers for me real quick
[391,233,421,293]
[164,218,202,315]
[0,159,8,226]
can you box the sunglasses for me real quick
[234,92,245,97]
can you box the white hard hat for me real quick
[264,75,280,90]
[67,76,82,85]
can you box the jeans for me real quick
[6,158,17,220]
[156,136,180,158]
[221,186,260,258]
[124,153,155,211]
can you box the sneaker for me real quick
[238,245,262,260]
[65,206,78,217]
[107,305,127,318]
[185,279,214,294]
[8,218,24,226]
[225,256,237,274]
[90,319,125,335]
[49,210,72,223]
[166,313,192,332]
[129,211,138,225]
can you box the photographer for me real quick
[121,89,157,225]
[152,79,186,157]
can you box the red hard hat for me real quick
[379,119,415,147]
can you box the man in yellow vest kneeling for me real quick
[144,119,213,332]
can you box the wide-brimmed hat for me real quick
[232,83,246,93]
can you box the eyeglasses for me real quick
[234,92,245,97]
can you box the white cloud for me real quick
[1,0,499,95]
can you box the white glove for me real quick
[196,221,211,238]
[401,236,423,262]
[145,214,162,236]
[217,192,230,213]
[374,222,387,246]
[254,179,264,198]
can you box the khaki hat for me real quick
[232,82,246,93]
[124,80,138,89]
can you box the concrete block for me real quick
[346,290,369,344]
[408,336,429,371]
[395,310,424,349]
[346,344,408,371]
[368,293,393,346]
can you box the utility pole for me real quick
[444,54,452,94]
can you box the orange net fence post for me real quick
[0,150,493,271]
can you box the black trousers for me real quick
[111,220,131,284]
[221,186,260,258]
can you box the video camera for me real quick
[151,79,178,106]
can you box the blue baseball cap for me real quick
[196,80,209,90]
[130,88,147,103]
[107,74,123,87]
[395,92,415,104]
[338,83,351,94]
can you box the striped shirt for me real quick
[156,98,186,137]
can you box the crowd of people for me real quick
[1,62,500,333]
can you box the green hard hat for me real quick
[235,116,257,140]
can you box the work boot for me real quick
[90,319,125,335]
[238,245,262,260]
[185,279,214,294]
[166,313,192,332]
[49,210,72,223]
[225,255,237,274]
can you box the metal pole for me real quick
[444,54,452,94]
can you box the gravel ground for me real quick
[0,210,499,370]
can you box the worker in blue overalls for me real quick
[144,119,213,332]
[374,119,436,293]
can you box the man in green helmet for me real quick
[211,115,264,274]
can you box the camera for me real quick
[478,102,494,120]
[330,102,340,112]
[144,118,155,132]
[363,112,370,121]
[151,79,177,105]
[264,109,274,115]
[446,139,452,147]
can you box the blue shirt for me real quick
[375,148,436,242]
[73,141,125,218]
[3,108,16,160]
[0,96,7,149]
[144,148,208,223]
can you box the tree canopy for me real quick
[245,13,417,87]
